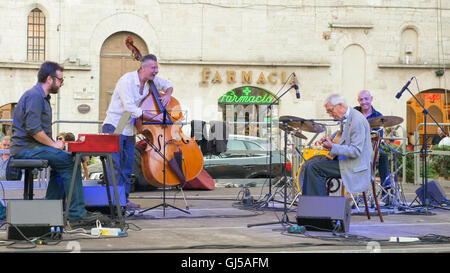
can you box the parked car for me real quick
[87,135,290,191]
[203,135,289,179]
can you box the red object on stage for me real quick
[183,169,215,190]
[66,134,120,153]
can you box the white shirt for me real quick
[103,70,173,136]
[439,136,450,147]
[343,106,350,121]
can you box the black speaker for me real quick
[296,195,351,233]
[6,200,64,240]
[415,180,448,206]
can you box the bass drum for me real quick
[295,148,330,194]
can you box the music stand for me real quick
[401,78,448,213]
[138,109,190,217]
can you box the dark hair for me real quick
[141,54,157,63]
[63,132,75,141]
[37,61,64,83]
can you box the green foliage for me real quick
[430,145,450,179]
[380,143,446,183]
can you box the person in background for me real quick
[354,90,391,190]
[60,132,90,180]
[432,127,446,146]
[0,136,10,180]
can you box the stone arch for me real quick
[341,43,366,99]
[88,11,161,121]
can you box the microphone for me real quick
[395,77,414,99]
[293,73,300,99]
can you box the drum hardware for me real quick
[248,74,303,223]
[367,116,404,128]
[279,123,307,140]
[279,115,325,133]
[248,116,299,228]
[376,139,415,213]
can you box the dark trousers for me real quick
[102,124,135,202]
[301,157,341,196]
[378,150,390,187]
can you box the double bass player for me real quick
[102,54,173,208]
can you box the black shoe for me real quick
[69,211,111,228]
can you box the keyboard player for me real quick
[10,61,110,228]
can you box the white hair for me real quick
[324,93,347,107]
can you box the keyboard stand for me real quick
[65,152,124,229]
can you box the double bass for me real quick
[125,36,204,188]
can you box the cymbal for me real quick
[279,115,324,133]
[368,116,404,128]
[278,124,308,140]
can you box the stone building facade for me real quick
[0,0,449,140]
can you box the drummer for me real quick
[354,90,390,189]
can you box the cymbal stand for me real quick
[271,133,298,208]
[248,120,297,228]
[378,140,410,212]
[287,146,309,208]
[254,80,298,208]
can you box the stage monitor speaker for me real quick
[415,180,448,206]
[296,195,351,233]
[6,200,64,240]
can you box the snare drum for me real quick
[295,148,330,193]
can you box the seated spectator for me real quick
[438,135,450,147]
[0,136,10,180]
[60,132,90,179]
[432,127,446,146]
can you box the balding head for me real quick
[357,90,373,112]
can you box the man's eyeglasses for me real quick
[53,76,64,83]
[326,105,335,114]
[57,137,64,141]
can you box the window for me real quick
[227,140,247,151]
[27,8,45,61]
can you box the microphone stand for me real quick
[401,83,448,214]
[248,84,298,228]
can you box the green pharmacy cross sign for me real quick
[218,86,279,104]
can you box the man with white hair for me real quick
[301,93,373,196]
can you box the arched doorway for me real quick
[99,32,149,123]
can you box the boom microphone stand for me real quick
[397,77,448,213]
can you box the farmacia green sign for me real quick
[218,86,278,104]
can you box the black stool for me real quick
[8,158,49,200]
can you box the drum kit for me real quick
[272,114,408,212]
